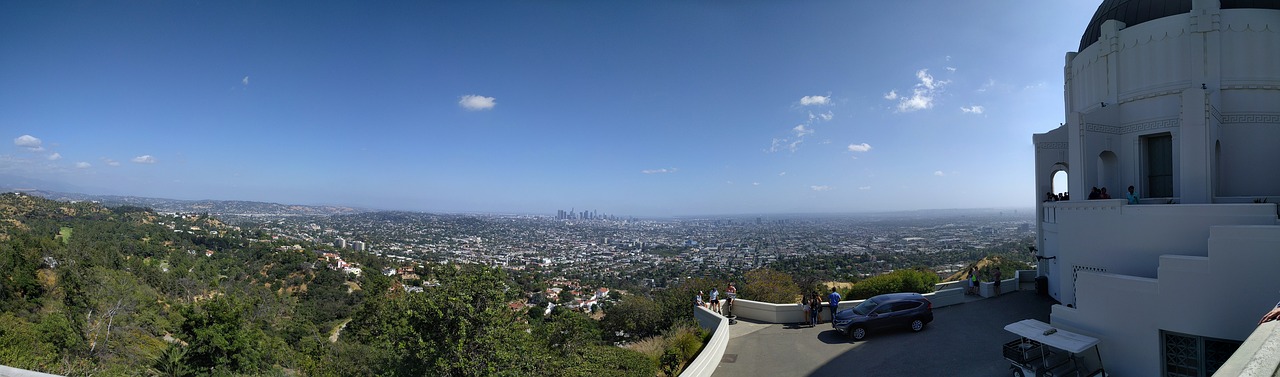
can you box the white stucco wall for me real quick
[1040,6,1280,206]
[1033,3,1280,376]
[1050,225,1280,377]
[1039,200,1276,305]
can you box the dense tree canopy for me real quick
[0,194,670,376]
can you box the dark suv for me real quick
[832,292,933,341]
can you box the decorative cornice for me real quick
[1036,142,1068,150]
[1127,118,1179,133]
[1220,113,1280,124]
[1084,123,1122,134]
[1084,118,1179,135]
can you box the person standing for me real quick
[827,287,842,323]
[709,287,720,312]
[1127,185,1140,204]
[725,282,737,316]
[993,268,1002,296]
[809,294,821,326]
[799,296,811,326]
[967,267,979,295]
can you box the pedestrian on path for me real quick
[827,287,842,321]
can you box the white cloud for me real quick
[799,95,830,106]
[858,186,872,190]
[458,95,496,111]
[778,172,786,176]
[810,185,832,191]
[889,69,951,112]
[918,69,938,90]
[934,170,946,176]
[946,66,957,72]
[961,105,985,114]
[793,124,813,137]
[883,90,898,100]
[847,143,872,153]
[103,158,120,166]
[641,168,677,174]
[48,152,61,160]
[132,155,157,164]
[818,111,833,121]
[766,138,786,153]
[242,76,249,86]
[787,139,803,152]
[14,135,43,151]
[75,162,91,169]
[767,138,803,153]
[752,182,760,186]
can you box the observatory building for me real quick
[1032,0,1280,375]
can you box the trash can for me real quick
[1035,276,1048,296]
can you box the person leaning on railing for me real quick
[1260,302,1280,325]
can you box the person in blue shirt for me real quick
[1127,185,1140,204]
[827,287,842,323]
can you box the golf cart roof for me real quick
[1003,319,1101,354]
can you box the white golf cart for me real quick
[1002,319,1107,377]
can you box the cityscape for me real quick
[6,0,1280,376]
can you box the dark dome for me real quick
[1078,0,1280,52]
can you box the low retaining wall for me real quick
[681,305,730,377]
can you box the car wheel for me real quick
[851,327,867,341]
[1010,367,1025,377]
[910,319,924,332]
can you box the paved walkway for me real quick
[711,290,1056,377]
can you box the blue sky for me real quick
[1,1,1098,216]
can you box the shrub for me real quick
[846,268,939,300]
[740,268,800,304]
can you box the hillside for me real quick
[8,189,365,217]
[0,193,657,376]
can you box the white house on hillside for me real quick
[1032,1,1280,375]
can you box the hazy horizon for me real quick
[2,2,1097,217]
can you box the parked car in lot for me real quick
[832,292,933,341]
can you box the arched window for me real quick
[1052,168,1069,198]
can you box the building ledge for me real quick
[1215,320,1280,377]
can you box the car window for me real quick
[890,302,921,311]
[852,299,878,315]
[873,304,895,314]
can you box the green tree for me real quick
[345,263,553,376]
[601,295,663,341]
[178,296,267,374]
[740,268,800,304]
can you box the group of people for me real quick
[798,287,844,326]
[964,266,1002,296]
[1046,185,1140,204]
[695,282,737,316]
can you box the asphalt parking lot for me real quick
[711,291,1057,377]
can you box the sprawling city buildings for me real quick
[262,210,1033,289]
[1033,1,1280,375]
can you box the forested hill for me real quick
[0,193,658,376]
[12,189,365,217]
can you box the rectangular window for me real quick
[1145,134,1174,197]
[1161,330,1242,377]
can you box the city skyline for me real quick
[2,2,1097,216]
